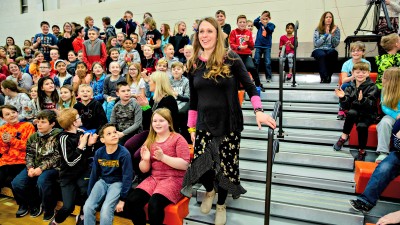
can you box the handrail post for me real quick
[278,46,285,138]
[292,21,299,87]
[264,101,281,225]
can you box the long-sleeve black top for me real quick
[189,51,258,136]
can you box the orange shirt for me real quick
[0,122,36,166]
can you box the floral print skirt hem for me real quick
[181,130,246,199]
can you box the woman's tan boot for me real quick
[200,189,215,214]
[215,204,227,225]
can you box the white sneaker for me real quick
[200,189,215,214]
[375,152,388,163]
[215,204,226,225]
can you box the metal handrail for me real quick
[292,20,299,87]
[264,101,281,225]
[278,45,285,138]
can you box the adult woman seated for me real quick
[311,11,340,83]
[0,105,36,189]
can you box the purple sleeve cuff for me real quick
[187,110,198,128]
[250,95,263,109]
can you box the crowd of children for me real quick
[0,7,400,225]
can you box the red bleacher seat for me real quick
[354,161,400,199]
[189,144,194,160]
[238,90,245,107]
[339,72,378,86]
[144,197,190,225]
[349,124,378,148]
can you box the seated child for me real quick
[110,81,143,145]
[103,61,125,121]
[83,123,133,225]
[118,38,141,75]
[376,33,400,90]
[0,105,35,189]
[333,62,378,161]
[106,47,120,74]
[11,110,62,220]
[124,108,190,225]
[49,108,99,225]
[127,62,146,98]
[170,61,190,141]
[338,41,371,120]
[349,119,400,214]
[74,84,108,134]
[82,28,108,70]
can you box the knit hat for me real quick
[55,59,66,67]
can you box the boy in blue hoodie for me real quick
[254,11,275,82]
[83,123,133,225]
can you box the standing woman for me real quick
[58,22,76,60]
[181,17,276,225]
[311,11,341,83]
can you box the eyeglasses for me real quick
[75,115,82,121]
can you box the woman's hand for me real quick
[136,95,149,106]
[255,112,276,130]
[190,132,196,145]
[377,210,400,225]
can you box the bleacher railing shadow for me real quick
[264,101,281,225]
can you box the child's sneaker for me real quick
[349,199,372,214]
[286,73,292,80]
[43,210,55,221]
[266,78,272,83]
[356,149,366,161]
[30,205,43,218]
[333,136,348,151]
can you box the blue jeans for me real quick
[311,49,338,80]
[11,168,59,212]
[102,100,116,122]
[83,179,122,225]
[254,47,272,80]
[357,151,400,207]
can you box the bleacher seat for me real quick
[354,161,400,199]
[144,197,190,225]
[349,124,378,148]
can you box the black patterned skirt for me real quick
[181,130,246,199]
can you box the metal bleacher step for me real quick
[265,82,339,91]
[239,160,355,193]
[241,101,339,114]
[242,125,340,145]
[243,110,343,131]
[261,73,340,85]
[247,89,338,104]
[239,140,354,171]
[196,182,364,225]
[183,198,316,225]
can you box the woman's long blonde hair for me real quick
[187,17,231,81]
[382,67,400,110]
[150,71,176,102]
[144,108,175,150]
